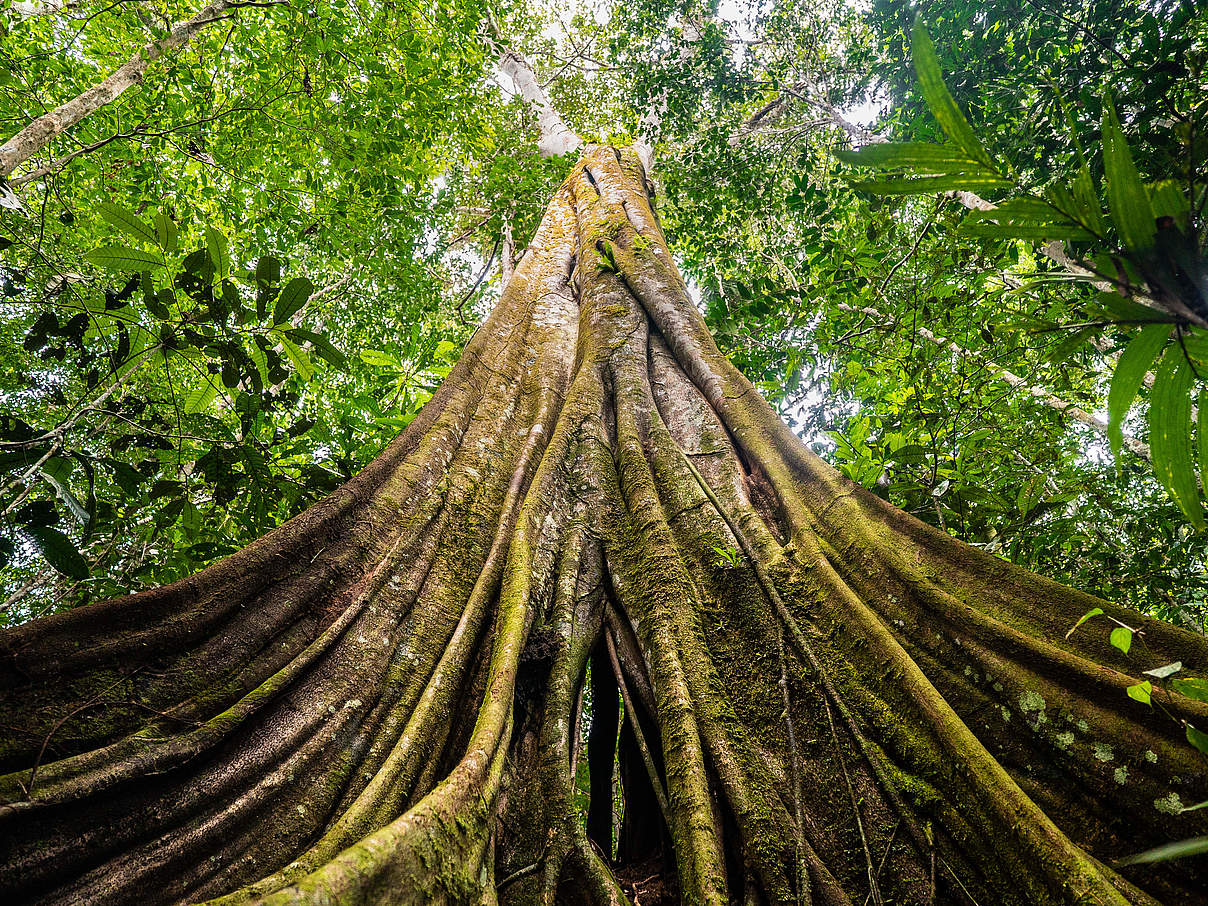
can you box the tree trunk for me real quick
[1,145,1206,906]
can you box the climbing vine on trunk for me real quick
[1,147,1206,906]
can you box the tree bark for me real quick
[1,146,1207,906]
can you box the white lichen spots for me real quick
[1154,792,1184,815]
[1145,750,1158,763]
[296,804,306,815]
[1076,719,1089,733]
[1019,690,1046,714]
[464,467,481,480]
[1055,731,1074,750]
[1114,767,1128,785]
[344,699,362,710]
[1093,742,1114,762]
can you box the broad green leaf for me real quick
[1187,723,1208,755]
[85,246,166,272]
[852,174,1012,196]
[1110,626,1133,654]
[154,211,178,253]
[1126,680,1152,705]
[25,525,88,580]
[1118,836,1208,865]
[98,202,157,246]
[1071,166,1105,235]
[911,21,997,170]
[279,336,314,382]
[248,341,269,387]
[360,349,402,368]
[1102,93,1156,253]
[205,227,230,279]
[274,276,314,325]
[1172,677,1208,702]
[1149,180,1189,227]
[1107,323,1170,456]
[1149,347,1204,529]
[1066,607,1103,637]
[961,196,1095,241]
[1094,291,1171,324]
[291,328,347,368]
[961,222,1094,241]
[836,142,990,173]
[1200,389,1208,500]
[183,375,222,413]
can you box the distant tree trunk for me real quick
[2,145,1207,906]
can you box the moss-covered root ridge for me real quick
[1,145,1206,906]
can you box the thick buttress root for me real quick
[2,147,1207,906]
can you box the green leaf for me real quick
[1149,347,1204,529]
[1187,723,1208,755]
[98,202,158,246]
[205,226,230,279]
[360,349,401,369]
[911,21,997,170]
[1066,607,1104,637]
[835,142,991,173]
[85,246,166,272]
[1126,680,1152,705]
[1200,389,1208,501]
[24,524,88,580]
[1110,626,1133,654]
[1071,166,1105,236]
[154,211,178,253]
[1107,323,1170,456]
[183,374,222,413]
[279,336,314,381]
[290,328,347,368]
[851,174,1012,196]
[1172,677,1208,703]
[1102,93,1156,253]
[960,196,1095,241]
[960,222,1093,241]
[273,276,314,325]
[1149,180,1189,228]
[1118,836,1208,866]
[255,255,281,286]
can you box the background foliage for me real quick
[1,0,1206,639]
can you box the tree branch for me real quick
[0,0,284,179]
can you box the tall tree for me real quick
[2,140,1207,905]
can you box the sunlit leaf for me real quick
[1107,323,1170,457]
[1149,347,1204,528]
[1102,93,1156,253]
[911,21,997,170]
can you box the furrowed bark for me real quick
[2,146,1206,906]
